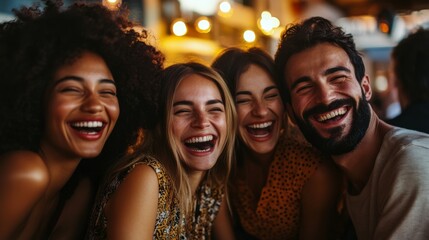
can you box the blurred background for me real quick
[1,0,429,120]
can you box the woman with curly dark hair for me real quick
[0,0,164,239]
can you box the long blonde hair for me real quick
[156,62,236,216]
[105,62,236,217]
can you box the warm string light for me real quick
[195,17,212,33]
[243,30,255,43]
[169,2,281,42]
[102,0,122,11]
[172,19,187,36]
[257,11,280,35]
[219,1,231,13]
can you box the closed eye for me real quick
[174,109,191,115]
[295,84,313,94]
[331,75,347,83]
[265,93,279,100]
[209,106,224,112]
[59,87,82,94]
[99,89,117,96]
[236,98,251,104]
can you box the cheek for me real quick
[105,100,120,123]
[291,100,306,118]
[45,98,76,122]
[236,106,248,125]
[171,117,187,138]
[271,101,284,116]
[214,115,227,140]
[290,93,310,113]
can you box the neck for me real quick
[242,148,274,169]
[332,110,392,194]
[187,170,206,194]
[39,142,82,198]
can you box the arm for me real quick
[299,160,342,240]
[105,164,159,240]
[212,196,235,240]
[0,151,49,239]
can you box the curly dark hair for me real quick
[274,17,365,103]
[392,28,429,104]
[0,0,164,172]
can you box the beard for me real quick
[293,95,371,155]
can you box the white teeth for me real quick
[248,121,273,129]
[185,135,214,143]
[317,108,347,122]
[71,121,103,128]
[192,148,211,153]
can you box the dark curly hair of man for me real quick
[0,0,164,176]
[274,17,365,103]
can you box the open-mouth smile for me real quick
[315,107,349,123]
[184,134,216,153]
[70,121,106,135]
[246,121,273,138]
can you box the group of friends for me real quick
[0,0,428,239]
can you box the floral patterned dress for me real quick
[87,155,224,239]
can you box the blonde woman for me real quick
[88,62,237,239]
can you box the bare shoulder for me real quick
[123,163,159,188]
[105,163,159,238]
[108,163,159,206]
[0,150,50,191]
[0,151,50,238]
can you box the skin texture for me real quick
[235,64,284,158]
[285,43,365,141]
[0,52,119,239]
[234,64,285,201]
[104,74,233,239]
[285,43,371,155]
[172,74,227,186]
[284,42,391,194]
[42,51,119,159]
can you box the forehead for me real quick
[53,52,111,79]
[174,74,221,99]
[284,43,353,84]
[237,64,275,90]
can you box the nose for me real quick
[251,100,268,117]
[191,111,210,129]
[81,93,103,113]
[315,84,335,105]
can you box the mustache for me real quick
[303,98,355,120]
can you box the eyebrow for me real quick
[173,99,224,107]
[324,66,351,75]
[54,76,116,86]
[236,85,278,96]
[290,66,351,90]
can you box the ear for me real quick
[286,103,297,125]
[361,75,372,101]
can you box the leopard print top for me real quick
[87,155,224,239]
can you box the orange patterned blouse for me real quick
[231,133,323,240]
